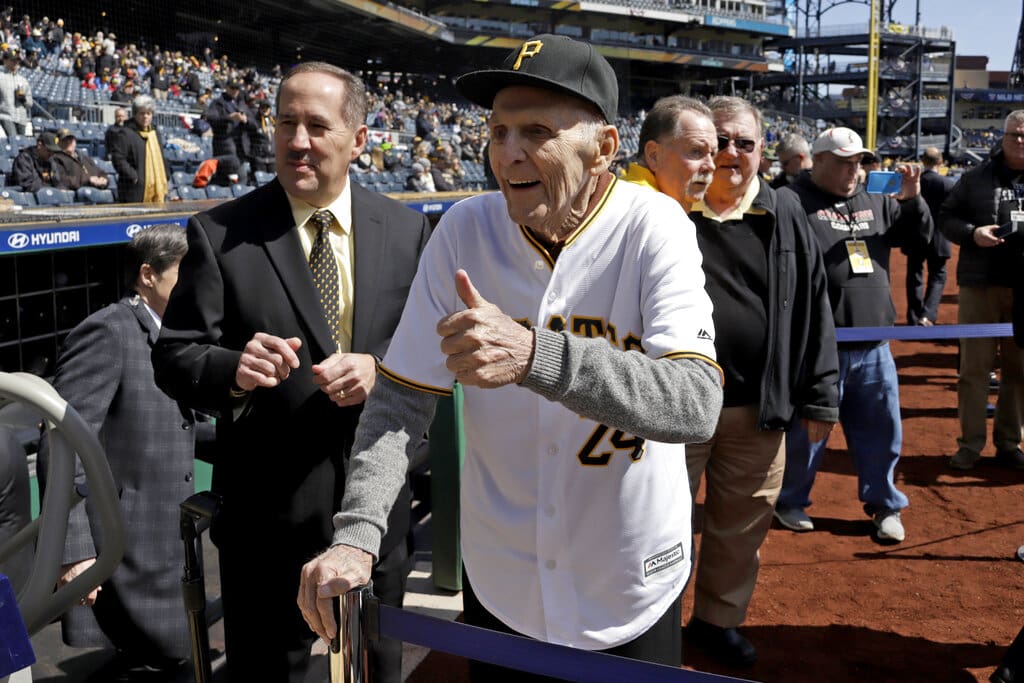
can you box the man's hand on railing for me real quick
[297,544,372,645]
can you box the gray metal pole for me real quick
[330,585,374,683]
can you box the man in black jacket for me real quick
[775,127,932,544]
[904,147,953,326]
[679,97,839,668]
[10,129,57,193]
[940,111,1024,471]
[206,80,251,175]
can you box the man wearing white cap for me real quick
[773,127,932,543]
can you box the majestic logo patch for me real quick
[644,542,684,577]
[696,328,713,341]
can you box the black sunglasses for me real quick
[717,135,757,154]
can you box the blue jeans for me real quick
[779,342,909,515]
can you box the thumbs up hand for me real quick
[436,269,535,388]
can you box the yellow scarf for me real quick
[138,128,168,203]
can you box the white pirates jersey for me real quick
[380,178,717,649]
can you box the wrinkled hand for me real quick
[297,545,373,645]
[312,353,377,407]
[973,224,1004,248]
[894,163,922,200]
[59,558,100,606]
[436,269,534,388]
[802,418,835,444]
[235,333,302,391]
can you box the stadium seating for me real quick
[176,185,207,201]
[0,189,34,205]
[231,183,254,198]
[35,188,75,206]
[204,184,233,200]
[253,170,276,186]
[76,187,115,204]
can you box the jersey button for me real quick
[534,260,545,270]
[548,444,558,456]
[545,560,556,570]
[547,291,558,302]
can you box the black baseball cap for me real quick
[37,130,61,152]
[455,34,618,123]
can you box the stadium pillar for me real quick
[866,0,880,150]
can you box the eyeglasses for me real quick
[717,135,757,154]
[1004,132,1024,143]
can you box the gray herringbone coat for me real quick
[40,295,196,659]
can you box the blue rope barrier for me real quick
[378,604,753,683]
[835,323,1012,343]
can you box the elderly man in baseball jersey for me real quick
[298,34,723,677]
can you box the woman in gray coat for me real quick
[40,224,198,680]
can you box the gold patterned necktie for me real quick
[308,209,342,351]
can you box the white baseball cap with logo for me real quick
[811,127,872,157]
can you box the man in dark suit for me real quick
[152,62,431,683]
[41,224,197,681]
[905,146,953,326]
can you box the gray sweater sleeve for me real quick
[331,375,438,557]
[332,327,723,556]
[522,327,723,443]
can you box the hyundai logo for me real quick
[6,232,28,249]
[125,224,144,237]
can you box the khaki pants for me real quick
[957,286,1024,455]
[686,404,785,627]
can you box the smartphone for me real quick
[993,222,1016,239]
[865,171,902,194]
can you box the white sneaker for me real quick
[874,511,905,542]
[773,507,814,532]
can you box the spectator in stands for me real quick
[0,48,31,139]
[109,95,169,203]
[206,80,250,178]
[246,98,275,177]
[905,147,953,327]
[40,224,200,683]
[680,96,838,669]
[770,132,812,189]
[775,127,931,543]
[428,144,459,191]
[298,34,722,678]
[51,128,108,191]
[620,94,716,211]
[414,107,435,140]
[147,63,170,101]
[405,159,435,192]
[109,78,135,104]
[104,107,127,159]
[940,111,1024,471]
[10,129,58,193]
[46,18,64,55]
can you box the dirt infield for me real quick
[407,245,1024,683]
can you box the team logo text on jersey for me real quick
[815,206,875,233]
[512,40,543,70]
[643,543,684,577]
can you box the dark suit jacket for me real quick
[152,179,431,647]
[108,120,168,203]
[911,168,953,259]
[40,296,196,659]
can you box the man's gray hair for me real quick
[278,61,367,131]
[708,96,763,137]
[637,95,712,164]
[131,94,156,115]
[1006,110,1024,132]
[776,133,810,158]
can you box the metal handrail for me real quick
[0,372,124,635]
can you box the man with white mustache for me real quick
[680,96,839,669]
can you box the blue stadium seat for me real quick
[231,183,254,198]
[0,157,13,175]
[76,186,115,204]
[0,189,32,206]
[36,187,76,206]
[204,184,233,199]
[95,159,115,174]
[253,170,275,186]
[177,185,207,201]
[171,170,193,187]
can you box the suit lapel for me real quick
[124,296,160,345]
[351,183,386,354]
[260,181,337,359]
